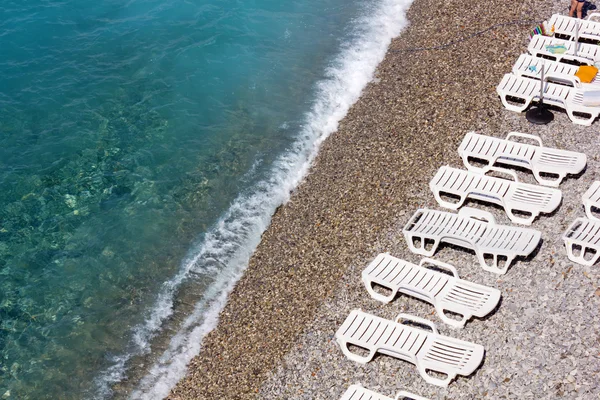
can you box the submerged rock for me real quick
[64,194,77,209]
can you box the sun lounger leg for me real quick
[565,240,600,266]
[435,304,470,329]
[417,363,454,387]
[364,279,396,303]
[532,169,564,188]
[500,94,530,113]
[506,208,537,226]
[584,203,599,221]
[478,252,512,275]
[406,235,438,257]
[338,339,376,364]
[565,241,579,264]
[432,190,465,210]
[461,158,487,174]
[566,109,597,126]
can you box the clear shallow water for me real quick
[0,0,412,398]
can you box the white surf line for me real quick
[94,0,414,398]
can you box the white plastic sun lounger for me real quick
[562,217,600,266]
[362,254,501,328]
[340,385,429,400]
[512,54,598,89]
[336,310,485,387]
[402,208,541,274]
[429,166,562,225]
[583,181,600,220]
[528,35,600,64]
[549,14,600,42]
[496,73,600,126]
[457,132,587,187]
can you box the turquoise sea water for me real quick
[0,0,411,398]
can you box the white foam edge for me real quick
[93,0,413,397]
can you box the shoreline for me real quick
[169,0,600,398]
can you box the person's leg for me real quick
[577,0,584,18]
[570,0,578,16]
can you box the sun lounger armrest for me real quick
[458,207,495,224]
[419,258,459,278]
[506,132,543,147]
[395,314,438,334]
[577,32,600,42]
[558,53,596,66]
[417,364,454,387]
[482,166,519,182]
[544,71,582,88]
[586,12,600,21]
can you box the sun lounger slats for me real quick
[340,385,393,400]
[498,73,599,125]
[496,73,538,108]
[336,310,484,387]
[513,54,598,88]
[340,385,429,400]
[458,132,586,187]
[362,254,501,328]
[583,181,600,221]
[549,14,600,42]
[562,217,600,266]
[402,208,541,274]
[528,35,600,63]
[429,166,562,225]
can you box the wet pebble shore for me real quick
[169,0,600,398]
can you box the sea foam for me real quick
[95,0,413,397]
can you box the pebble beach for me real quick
[168,0,600,398]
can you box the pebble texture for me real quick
[169,0,600,398]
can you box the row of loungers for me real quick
[337,14,600,399]
[534,14,600,264]
[336,130,598,399]
[497,14,600,126]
